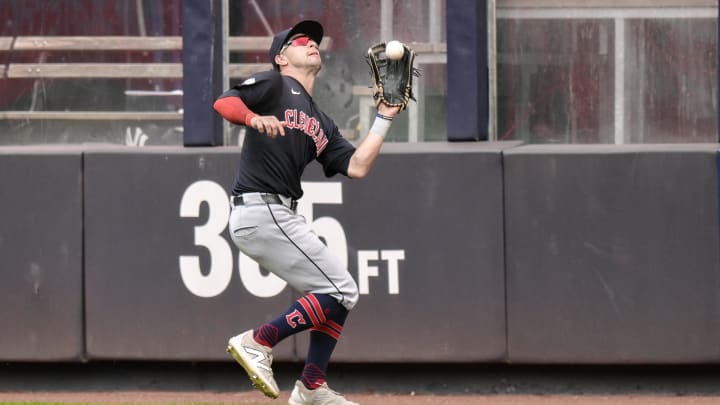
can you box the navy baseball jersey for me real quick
[219,71,356,200]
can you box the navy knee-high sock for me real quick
[301,318,347,390]
[300,298,349,390]
[252,293,348,352]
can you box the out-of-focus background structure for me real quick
[1,0,720,374]
[1,0,716,146]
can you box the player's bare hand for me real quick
[250,115,286,138]
[377,103,401,119]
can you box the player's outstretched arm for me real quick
[213,96,286,138]
[347,103,400,179]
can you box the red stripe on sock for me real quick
[312,324,340,340]
[306,294,327,323]
[299,297,320,326]
[324,319,343,334]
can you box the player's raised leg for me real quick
[227,293,350,399]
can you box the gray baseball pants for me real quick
[228,192,359,311]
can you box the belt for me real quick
[232,193,297,211]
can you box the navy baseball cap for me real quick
[269,20,324,70]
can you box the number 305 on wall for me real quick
[178,180,404,299]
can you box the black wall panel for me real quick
[83,143,509,362]
[0,148,83,360]
[504,145,720,363]
[83,148,297,360]
[297,143,510,362]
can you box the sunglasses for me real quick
[280,35,312,53]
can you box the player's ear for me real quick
[274,54,287,68]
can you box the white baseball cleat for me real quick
[288,380,359,405]
[226,329,279,399]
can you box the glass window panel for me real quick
[496,4,718,144]
[625,18,717,143]
[497,18,614,144]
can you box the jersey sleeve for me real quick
[316,125,356,178]
[216,71,283,112]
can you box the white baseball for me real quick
[385,40,404,60]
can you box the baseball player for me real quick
[213,20,399,405]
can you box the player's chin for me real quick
[309,54,321,65]
[307,59,322,73]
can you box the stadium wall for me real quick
[0,143,718,363]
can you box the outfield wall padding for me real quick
[2,143,720,364]
[503,144,720,363]
[0,148,84,361]
[297,142,510,362]
[82,148,297,361]
[81,143,510,362]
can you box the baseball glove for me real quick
[365,42,421,111]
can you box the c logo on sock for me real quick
[286,309,307,328]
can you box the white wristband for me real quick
[370,115,392,138]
